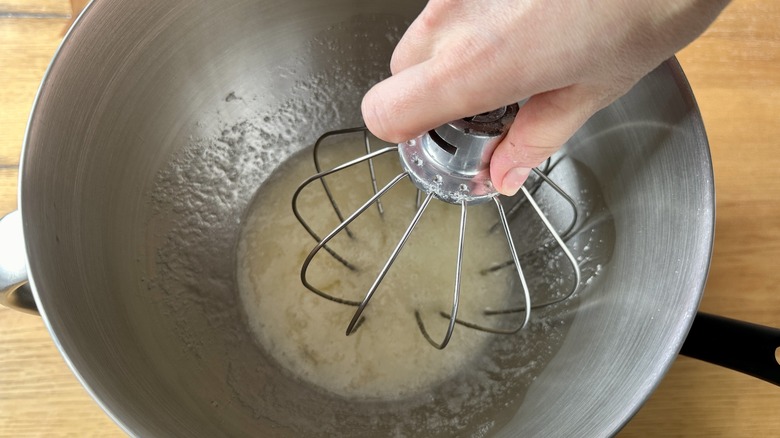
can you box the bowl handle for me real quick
[681,312,780,385]
[0,210,37,314]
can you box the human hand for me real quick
[362,0,730,195]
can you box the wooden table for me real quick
[1,0,778,436]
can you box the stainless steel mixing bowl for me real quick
[3,0,719,436]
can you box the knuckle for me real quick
[417,0,464,32]
[417,6,440,33]
[389,50,406,75]
[515,143,559,167]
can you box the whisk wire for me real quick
[440,197,532,335]
[483,186,582,315]
[313,127,372,239]
[292,145,399,271]
[493,196,532,330]
[530,168,579,239]
[481,165,580,275]
[488,157,551,234]
[363,130,384,215]
[346,192,435,335]
[416,200,467,349]
[298,171,409,305]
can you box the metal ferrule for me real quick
[398,104,519,205]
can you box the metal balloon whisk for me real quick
[292,104,581,349]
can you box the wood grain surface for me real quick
[1,0,778,436]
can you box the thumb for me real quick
[490,86,607,196]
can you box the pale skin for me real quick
[361,0,731,195]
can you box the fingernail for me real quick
[500,167,531,196]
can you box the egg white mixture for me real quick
[237,140,515,399]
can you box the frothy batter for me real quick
[237,137,516,400]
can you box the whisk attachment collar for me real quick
[398,104,519,205]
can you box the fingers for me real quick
[389,0,474,74]
[389,18,435,74]
[363,54,538,144]
[362,60,439,143]
[390,37,431,75]
[362,58,480,143]
[490,85,610,196]
[364,3,544,143]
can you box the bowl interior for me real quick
[21,1,713,436]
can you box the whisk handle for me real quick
[680,312,780,386]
